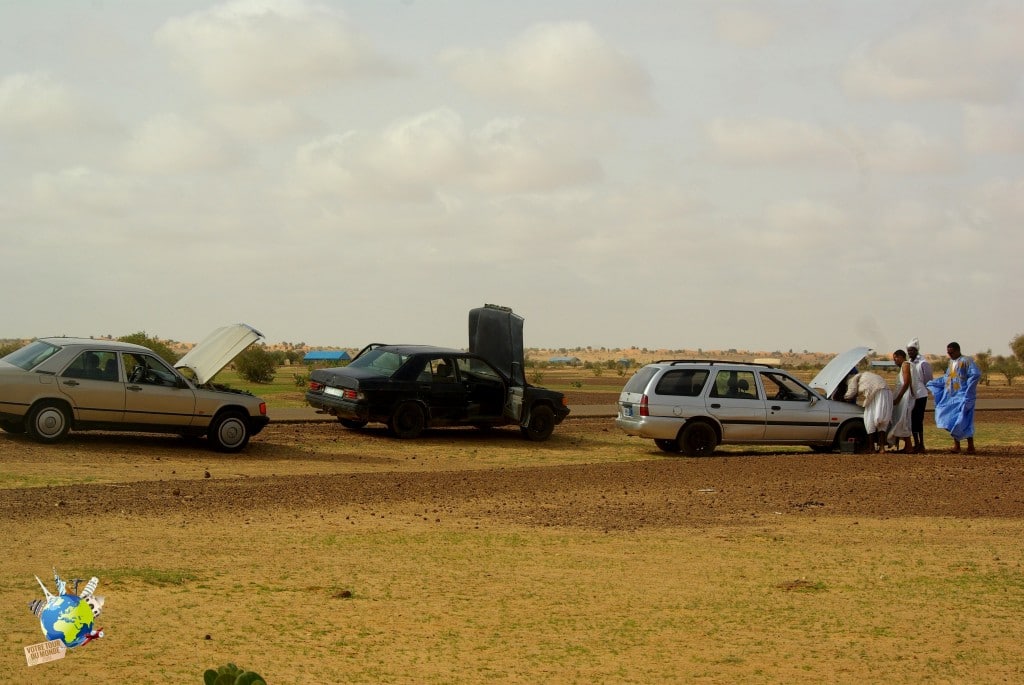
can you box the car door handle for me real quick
[63,380,80,387]
[128,385,143,392]
[710,403,721,408]
[771,405,781,410]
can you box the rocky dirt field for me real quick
[3,411,1023,528]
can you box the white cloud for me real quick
[440,21,653,113]
[120,113,244,174]
[287,109,602,202]
[715,8,779,48]
[964,105,1024,154]
[0,72,94,134]
[707,117,956,174]
[155,0,400,100]
[707,117,846,164]
[843,3,1024,102]
[207,101,323,142]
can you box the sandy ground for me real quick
[3,412,1023,528]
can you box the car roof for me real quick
[648,359,776,369]
[375,344,469,356]
[37,337,151,353]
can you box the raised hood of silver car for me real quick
[808,346,872,400]
[174,323,263,385]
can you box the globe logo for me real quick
[29,570,104,649]
[39,594,96,648]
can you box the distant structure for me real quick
[548,356,582,366]
[303,350,351,363]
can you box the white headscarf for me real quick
[907,337,919,350]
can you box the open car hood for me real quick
[174,323,263,385]
[809,346,872,400]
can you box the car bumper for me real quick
[615,414,686,440]
[305,391,369,421]
[250,415,270,436]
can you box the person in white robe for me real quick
[888,349,914,452]
[844,371,893,453]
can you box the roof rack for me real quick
[655,359,775,368]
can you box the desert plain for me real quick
[1,371,1023,684]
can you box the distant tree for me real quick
[1011,333,1024,366]
[0,342,19,358]
[235,345,276,383]
[117,332,179,364]
[975,349,992,386]
[992,356,1023,387]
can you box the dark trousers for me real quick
[911,396,927,435]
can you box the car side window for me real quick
[709,370,758,399]
[61,351,119,381]
[456,357,501,381]
[125,353,177,386]
[428,358,457,383]
[761,371,811,402]
[654,369,708,397]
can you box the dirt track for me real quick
[3,413,1023,529]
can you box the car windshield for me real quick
[347,348,409,374]
[1,340,62,370]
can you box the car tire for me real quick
[26,401,71,444]
[390,402,426,439]
[520,404,555,441]
[0,419,26,435]
[655,438,680,453]
[836,420,868,454]
[208,410,251,453]
[338,418,368,430]
[678,421,717,456]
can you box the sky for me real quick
[2,1,1022,357]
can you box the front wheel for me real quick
[836,420,868,454]
[520,405,555,441]
[27,401,70,444]
[389,402,425,439]
[208,411,251,452]
[678,421,717,456]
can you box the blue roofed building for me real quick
[303,350,351,363]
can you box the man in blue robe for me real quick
[926,341,981,454]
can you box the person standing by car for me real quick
[906,338,932,453]
[888,349,914,453]
[844,370,893,453]
[927,341,981,454]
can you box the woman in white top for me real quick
[889,349,914,453]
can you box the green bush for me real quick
[117,331,180,364]
[203,663,266,685]
[235,345,276,384]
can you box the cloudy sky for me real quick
[2,1,1021,356]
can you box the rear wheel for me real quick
[678,421,717,456]
[655,438,680,453]
[520,405,555,441]
[390,402,425,439]
[338,418,368,430]
[27,401,71,444]
[208,411,250,452]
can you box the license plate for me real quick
[324,386,346,398]
[622,405,633,417]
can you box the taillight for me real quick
[309,381,324,392]
[639,394,649,417]
[258,402,267,416]
[342,388,359,401]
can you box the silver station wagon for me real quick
[0,324,269,452]
[615,348,871,456]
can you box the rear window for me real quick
[654,369,709,397]
[622,366,660,394]
[1,340,61,370]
